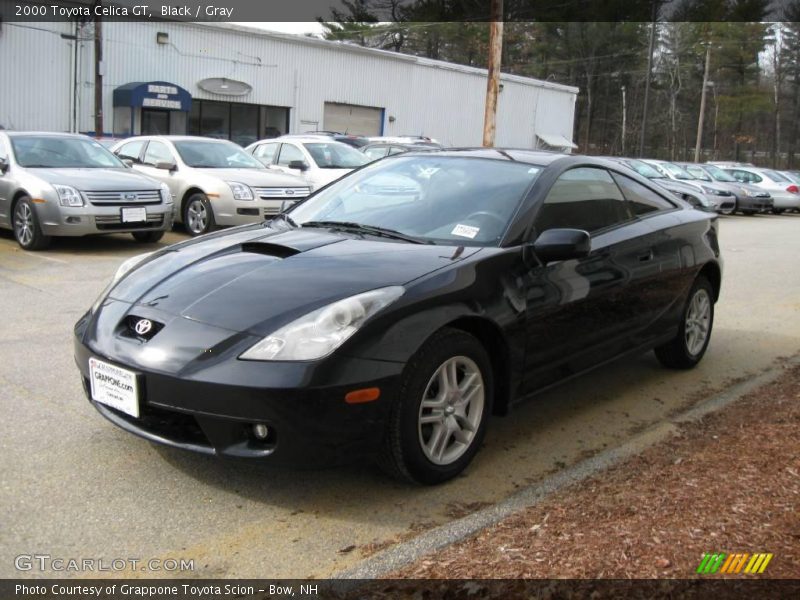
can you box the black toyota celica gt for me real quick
[74,149,721,484]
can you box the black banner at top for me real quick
[0,0,794,23]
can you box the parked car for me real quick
[606,157,714,211]
[245,136,370,191]
[367,135,443,147]
[291,131,370,148]
[111,136,310,236]
[720,166,800,214]
[641,159,736,214]
[75,150,721,484]
[0,132,173,250]
[676,162,773,215]
[362,142,441,162]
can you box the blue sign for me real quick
[113,81,192,111]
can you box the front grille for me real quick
[84,190,162,206]
[95,213,164,230]
[263,207,281,216]
[252,187,310,199]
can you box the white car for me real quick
[245,136,370,191]
[641,159,736,214]
[112,136,311,235]
[722,166,800,214]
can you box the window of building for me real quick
[536,167,632,234]
[142,141,174,166]
[611,172,676,216]
[188,100,289,145]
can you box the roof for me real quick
[410,148,569,165]
[190,22,579,96]
[123,135,234,143]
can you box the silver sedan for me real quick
[0,132,173,250]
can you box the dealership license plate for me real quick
[121,207,147,223]
[89,358,140,418]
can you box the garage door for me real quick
[323,102,383,136]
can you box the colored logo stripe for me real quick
[698,552,773,574]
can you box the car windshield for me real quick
[287,156,541,246]
[702,164,737,182]
[304,143,370,169]
[660,162,695,180]
[173,140,264,168]
[11,136,126,169]
[624,159,665,179]
[685,166,712,181]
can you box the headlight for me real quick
[227,181,254,201]
[53,184,83,207]
[240,286,405,361]
[700,185,718,195]
[91,252,154,313]
[160,183,173,204]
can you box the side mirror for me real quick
[532,228,591,264]
[288,160,309,171]
[0,157,8,174]
[155,160,176,171]
[122,158,134,168]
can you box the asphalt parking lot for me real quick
[1,214,799,579]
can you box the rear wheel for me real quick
[132,230,165,243]
[183,193,216,236]
[655,276,714,369]
[13,196,51,250]
[379,328,492,485]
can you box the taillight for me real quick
[787,184,799,194]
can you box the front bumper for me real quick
[38,202,173,236]
[737,195,773,212]
[73,323,403,467]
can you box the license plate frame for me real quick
[88,357,140,418]
[121,206,147,223]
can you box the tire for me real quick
[655,276,714,369]
[12,196,51,250]
[378,328,493,485]
[742,210,757,216]
[771,208,785,215]
[131,230,165,243]
[182,193,216,236]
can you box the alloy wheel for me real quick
[14,202,34,247]
[186,199,208,234]
[685,288,711,356]
[418,355,485,465]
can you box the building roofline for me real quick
[187,22,579,96]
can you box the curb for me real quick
[335,355,800,579]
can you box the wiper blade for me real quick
[301,221,433,244]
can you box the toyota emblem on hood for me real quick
[134,319,153,336]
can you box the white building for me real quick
[0,20,578,150]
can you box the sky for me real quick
[235,22,326,36]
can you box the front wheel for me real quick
[183,193,217,236]
[655,276,714,369]
[131,230,165,243]
[13,196,51,250]
[379,328,492,485]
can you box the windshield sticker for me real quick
[451,224,480,239]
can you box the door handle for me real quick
[638,249,654,262]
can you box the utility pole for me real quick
[638,3,658,157]
[621,85,627,155]
[482,0,503,147]
[694,44,711,162]
[93,1,104,137]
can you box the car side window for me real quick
[142,141,174,166]
[535,167,632,234]
[611,172,676,216]
[115,140,145,163]
[364,146,390,160]
[254,142,279,163]
[729,169,760,184]
[276,143,305,166]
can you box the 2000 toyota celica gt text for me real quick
[74,150,722,484]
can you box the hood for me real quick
[655,179,701,195]
[30,168,161,191]
[192,168,307,187]
[107,225,480,335]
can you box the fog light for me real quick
[66,216,81,224]
[252,423,269,440]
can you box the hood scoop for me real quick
[241,242,300,259]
